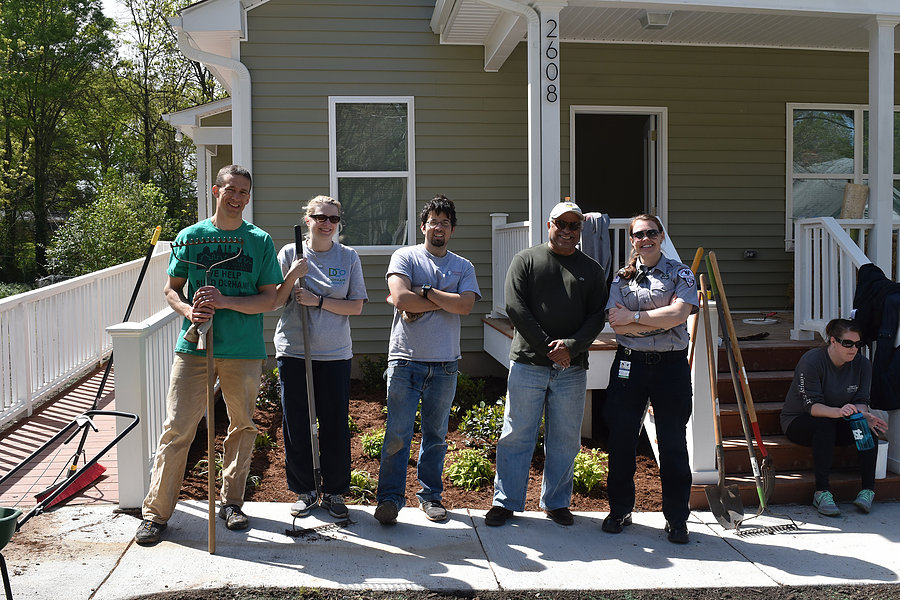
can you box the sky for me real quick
[101,0,129,23]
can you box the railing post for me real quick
[792,220,815,340]
[108,321,152,509]
[688,299,718,484]
[490,213,509,318]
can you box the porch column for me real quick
[534,1,567,243]
[867,16,900,274]
[196,146,209,221]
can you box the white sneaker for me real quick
[290,492,317,517]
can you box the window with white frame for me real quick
[787,103,900,248]
[329,97,415,251]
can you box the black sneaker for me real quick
[484,506,514,527]
[665,521,690,544]
[135,519,167,546]
[419,500,448,522]
[321,494,349,519]
[218,504,249,530]
[601,513,632,534]
[374,501,399,525]
[544,507,575,526]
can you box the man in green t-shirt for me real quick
[135,165,283,546]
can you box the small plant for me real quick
[454,372,486,411]
[192,452,224,485]
[360,428,385,459]
[257,368,280,410]
[348,414,361,434]
[458,397,506,445]
[573,448,608,494]
[445,448,494,491]
[246,474,262,491]
[359,354,388,392]
[0,282,30,300]
[255,432,277,450]
[347,469,377,504]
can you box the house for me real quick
[165,0,900,375]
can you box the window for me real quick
[329,97,415,252]
[786,103,900,249]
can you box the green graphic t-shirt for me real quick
[168,219,283,359]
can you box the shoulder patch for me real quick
[677,267,695,287]
[612,274,620,284]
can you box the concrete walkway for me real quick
[3,501,899,599]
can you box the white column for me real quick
[524,9,543,247]
[196,146,208,221]
[534,1,567,242]
[867,16,899,273]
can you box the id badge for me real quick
[618,360,631,380]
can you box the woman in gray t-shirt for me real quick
[781,319,888,516]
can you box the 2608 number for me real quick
[544,19,559,103]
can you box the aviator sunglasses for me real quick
[631,229,660,240]
[309,214,341,224]
[553,219,582,232]
[834,336,865,349]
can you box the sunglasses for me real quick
[834,337,865,349]
[631,229,660,240]
[553,219,582,232]
[309,214,341,224]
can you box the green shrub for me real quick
[359,354,388,392]
[454,373,486,411]
[360,428,385,459]
[257,368,280,410]
[254,432,276,450]
[458,397,505,445]
[445,448,494,491]
[573,448,608,494]
[348,415,361,434]
[192,452,224,485]
[0,282,30,299]
[347,469,377,504]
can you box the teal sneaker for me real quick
[813,490,840,516]
[853,489,875,514]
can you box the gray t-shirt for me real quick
[274,241,368,361]
[386,244,481,362]
[606,255,699,352]
[780,346,872,432]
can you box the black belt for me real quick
[617,346,687,365]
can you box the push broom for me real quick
[35,226,162,507]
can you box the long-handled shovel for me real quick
[294,225,323,502]
[699,274,743,528]
[708,252,775,503]
[687,246,705,370]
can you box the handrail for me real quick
[792,217,872,340]
[0,245,172,428]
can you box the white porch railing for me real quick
[0,245,172,428]
[107,308,181,508]
[790,217,884,340]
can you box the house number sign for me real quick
[543,18,559,103]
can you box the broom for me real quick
[35,226,162,507]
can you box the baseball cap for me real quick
[549,201,584,220]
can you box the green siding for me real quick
[241,1,900,362]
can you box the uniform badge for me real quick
[612,274,620,284]
[677,267,695,287]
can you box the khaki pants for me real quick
[142,353,262,524]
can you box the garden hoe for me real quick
[699,274,743,529]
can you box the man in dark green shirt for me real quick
[485,202,607,527]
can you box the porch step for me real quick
[691,470,900,510]
[719,401,782,437]
[720,435,858,473]
[717,340,815,372]
[717,370,794,403]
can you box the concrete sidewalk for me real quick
[3,501,899,599]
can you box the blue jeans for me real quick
[492,361,586,511]
[376,359,458,508]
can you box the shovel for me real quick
[699,274,743,528]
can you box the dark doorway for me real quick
[574,113,654,218]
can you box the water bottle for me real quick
[845,412,875,451]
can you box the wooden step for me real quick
[716,339,816,372]
[720,435,858,474]
[717,370,793,403]
[691,469,900,509]
[719,401,782,437]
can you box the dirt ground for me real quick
[179,376,663,512]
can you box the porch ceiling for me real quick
[432,0,900,71]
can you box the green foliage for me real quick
[358,354,387,393]
[0,282,30,299]
[360,428,385,459]
[445,448,494,491]
[573,448,608,494]
[192,452,224,485]
[246,474,261,491]
[347,469,377,504]
[458,397,506,445]
[348,415,361,434]
[46,172,175,276]
[254,432,276,451]
[454,373,486,411]
[257,368,280,410]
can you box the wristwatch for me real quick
[421,284,432,299]
[633,311,640,323]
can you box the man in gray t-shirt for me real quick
[374,195,481,525]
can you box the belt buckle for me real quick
[645,352,661,365]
